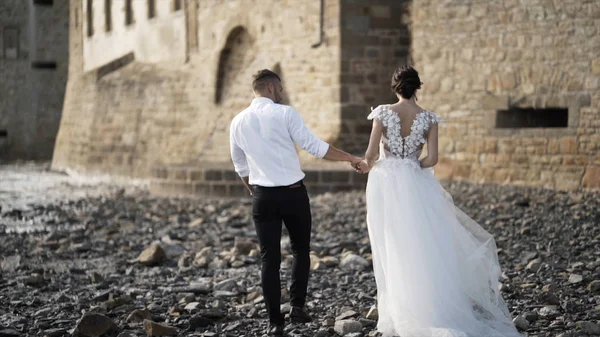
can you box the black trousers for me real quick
[252,181,312,325]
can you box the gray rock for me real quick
[143,320,178,336]
[234,237,255,255]
[280,303,291,314]
[214,278,238,292]
[1,255,21,272]
[525,258,543,272]
[138,243,167,266]
[126,308,151,323]
[523,311,538,322]
[568,273,583,284]
[43,328,67,337]
[184,302,201,311]
[340,254,369,271]
[513,315,529,331]
[23,273,44,287]
[0,329,21,337]
[34,307,52,317]
[587,280,600,293]
[197,308,227,319]
[365,306,378,320]
[538,306,560,319]
[336,310,359,321]
[73,313,117,337]
[334,320,362,335]
[214,290,238,298]
[188,315,214,329]
[577,321,600,335]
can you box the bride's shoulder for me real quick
[420,109,442,125]
[367,104,391,120]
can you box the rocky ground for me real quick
[0,168,599,337]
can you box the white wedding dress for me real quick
[365,106,522,337]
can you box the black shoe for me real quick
[268,324,284,336]
[289,306,312,323]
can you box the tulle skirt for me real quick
[366,158,522,337]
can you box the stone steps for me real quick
[149,164,368,197]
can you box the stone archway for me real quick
[214,26,255,108]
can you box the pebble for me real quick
[138,243,167,266]
[0,329,20,337]
[126,308,151,323]
[366,306,378,320]
[525,258,543,272]
[587,280,600,293]
[1,181,598,337]
[143,320,178,336]
[340,254,369,271]
[577,321,600,335]
[513,315,529,330]
[568,273,583,284]
[73,313,117,337]
[334,320,363,335]
[336,310,359,321]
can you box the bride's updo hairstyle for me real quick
[391,65,422,99]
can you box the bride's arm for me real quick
[420,124,439,168]
[358,120,383,172]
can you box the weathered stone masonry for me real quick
[50,0,599,195]
[0,0,69,161]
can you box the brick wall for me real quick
[0,0,69,161]
[411,0,600,190]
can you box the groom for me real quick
[230,69,362,335]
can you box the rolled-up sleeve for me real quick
[286,107,330,158]
[230,124,250,177]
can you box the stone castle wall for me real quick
[337,0,411,153]
[51,0,599,192]
[0,0,69,161]
[411,0,600,190]
[53,0,342,177]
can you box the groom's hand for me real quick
[357,160,370,174]
[350,156,362,168]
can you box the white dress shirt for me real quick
[230,97,330,187]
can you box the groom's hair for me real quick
[252,69,281,92]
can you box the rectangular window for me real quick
[3,27,19,59]
[0,130,7,138]
[33,0,53,5]
[496,107,568,129]
[31,61,57,69]
[173,0,182,11]
[86,0,93,37]
[148,0,156,18]
[125,0,134,25]
[105,0,112,32]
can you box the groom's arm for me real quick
[240,176,252,196]
[286,108,360,164]
[230,125,253,196]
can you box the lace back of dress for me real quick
[368,106,440,160]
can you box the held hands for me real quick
[350,157,370,174]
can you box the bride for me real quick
[355,66,522,337]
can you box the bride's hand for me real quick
[357,160,370,174]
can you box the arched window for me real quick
[215,26,253,105]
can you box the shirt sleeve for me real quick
[286,107,330,158]
[229,123,250,177]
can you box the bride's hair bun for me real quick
[391,65,421,99]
